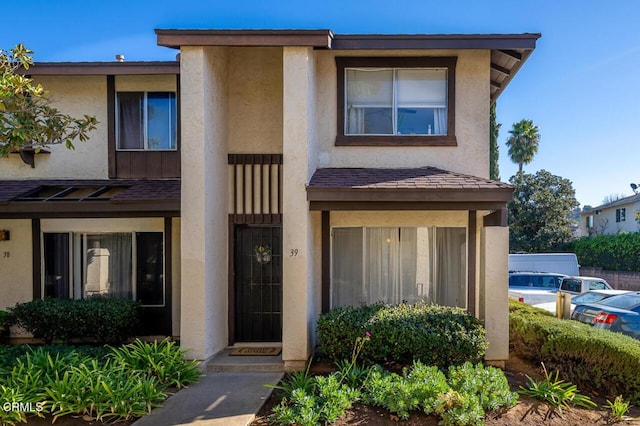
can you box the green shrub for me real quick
[447,362,518,412]
[574,232,640,271]
[109,338,201,389]
[317,302,487,367]
[270,375,359,426]
[510,302,640,404]
[8,297,139,344]
[43,358,166,422]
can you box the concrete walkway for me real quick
[132,371,283,426]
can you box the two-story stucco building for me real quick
[0,29,539,369]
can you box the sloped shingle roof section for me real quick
[308,167,512,190]
[307,167,513,210]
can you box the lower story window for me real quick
[332,227,466,308]
[43,232,164,306]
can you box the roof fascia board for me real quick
[306,187,514,203]
[155,29,334,48]
[330,33,540,50]
[22,62,180,76]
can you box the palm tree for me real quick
[506,119,540,174]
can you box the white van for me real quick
[508,253,580,276]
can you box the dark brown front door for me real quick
[233,225,282,342]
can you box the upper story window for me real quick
[616,208,626,222]
[336,57,456,146]
[116,92,177,151]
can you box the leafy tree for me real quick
[489,103,501,180]
[0,44,97,157]
[506,119,540,174]
[508,170,579,253]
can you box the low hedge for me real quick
[8,297,140,344]
[317,302,487,368]
[509,299,640,403]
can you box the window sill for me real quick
[335,135,457,147]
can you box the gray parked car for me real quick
[571,291,640,339]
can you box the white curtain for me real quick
[433,228,466,308]
[83,233,132,300]
[332,227,466,308]
[332,228,364,306]
[347,107,365,134]
[433,108,447,135]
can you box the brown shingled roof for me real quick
[307,167,513,211]
[308,167,512,190]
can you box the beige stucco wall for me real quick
[0,75,109,179]
[228,48,283,154]
[0,220,33,310]
[179,46,230,360]
[480,226,509,362]
[312,49,491,178]
[331,211,468,227]
[282,47,317,369]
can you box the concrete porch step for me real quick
[206,347,285,372]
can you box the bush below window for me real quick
[317,302,487,368]
[8,297,139,344]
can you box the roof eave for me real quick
[20,61,180,76]
[155,29,334,49]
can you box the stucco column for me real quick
[282,47,315,370]
[480,226,509,363]
[180,46,229,360]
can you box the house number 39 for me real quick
[290,249,299,257]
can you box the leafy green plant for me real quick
[606,395,632,422]
[270,375,359,426]
[267,360,316,399]
[8,297,139,344]
[447,362,518,412]
[43,358,165,422]
[335,360,370,389]
[434,390,484,426]
[317,302,487,367]
[362,366,420,419]
[0,384,31,425]
[519,364,596,415]
[109,338,201,389]
[404,361,450,414]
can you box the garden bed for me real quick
[251,355,640,425]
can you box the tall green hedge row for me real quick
[509,300,640,403]
[573,232,640,271]
[317,302,488,368]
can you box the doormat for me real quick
[229,347,281,356]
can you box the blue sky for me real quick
[3,0,640,208]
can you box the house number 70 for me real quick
[290,249,299,257]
